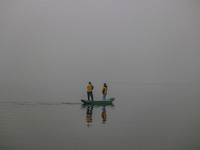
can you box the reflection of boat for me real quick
[81,98,115,106]
[82,105,111,126]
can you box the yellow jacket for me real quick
[87,84,94,92]
[102,87,108,95]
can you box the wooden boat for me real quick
[81,98,115,106]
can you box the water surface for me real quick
[0,83,200,150]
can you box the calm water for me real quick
[0,83,200,150]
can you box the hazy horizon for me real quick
[0,0,200,101]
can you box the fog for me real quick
[0,0,200,101]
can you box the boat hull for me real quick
[81,98,115,106]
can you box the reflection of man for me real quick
[86,106,93,127]
[101,106,107,124]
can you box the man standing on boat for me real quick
[87,82,94,101]
[102,83,108,101]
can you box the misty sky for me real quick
[0,0,200,98]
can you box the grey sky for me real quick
[0,0,200,93]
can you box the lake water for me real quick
[0,83,200,150]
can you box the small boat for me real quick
[81,98,115,106]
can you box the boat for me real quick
[81,98,115,106]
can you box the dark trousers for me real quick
[87,92,93,101]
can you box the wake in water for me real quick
[0,101,81,105]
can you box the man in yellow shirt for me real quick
[87,82,94,101]
[102,83,108,101]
